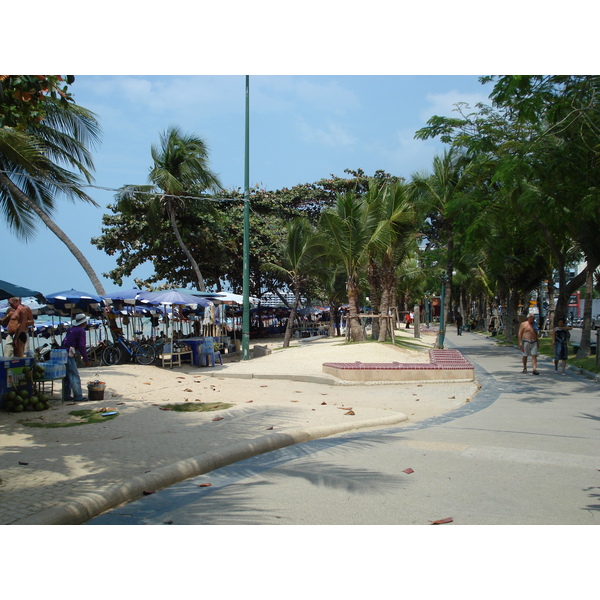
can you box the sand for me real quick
[15,331,479,431]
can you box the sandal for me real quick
[532,370,540,375]
[522,368,527,373]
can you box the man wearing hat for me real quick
[60,313,91,402]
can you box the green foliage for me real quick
[0,75,75,129]
[160,402,232,412]
[92,169,397,298]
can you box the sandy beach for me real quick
[11,330,480,432]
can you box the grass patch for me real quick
[161,402,233,412]
[391,338,430,352]
[19,409,119,428]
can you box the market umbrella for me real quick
[44,289,105,316]
[137,290,211,308]
[212,292,259,305]
[0,279,44,302]
[137,290,213,344]
[102,288,144,306]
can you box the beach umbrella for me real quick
[212,292,259,305]
[0,279,44,302]
[137,289,211,307]
[44,289,105,316]
[137,290,213,342]
[102,288,144,306]
[174,288,224,299]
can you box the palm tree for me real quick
[261,218,322,348]
[364,181,418,342]
[118,126,222,292]
[0,92,106,294]
[319,190,380,342]
[412,148,474,342]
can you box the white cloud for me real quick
[296,119,357,147]
[78,75,243,116]
[370,127,446,179]
[252,76,362,115]
[419,90,491,122]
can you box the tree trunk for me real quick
[0,172,106,295]
[576,269,593,358]
[328,303,338,338]
[282,285,301,348]
[377,254,396,342]
[378,285,391,342]
[168,205,206,292]
[366,258,381,340]
[347,275,365,342]
[555,265,589,322]
[504,288,519,344]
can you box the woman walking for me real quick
[552,318,571,375]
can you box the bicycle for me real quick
[102,333,156,366]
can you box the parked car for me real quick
[593,315,600,330]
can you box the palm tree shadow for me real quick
[88,433,408,525]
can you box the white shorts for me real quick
[522,339,538,357]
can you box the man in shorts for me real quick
[1,297,33,357]
[518,313,540,375]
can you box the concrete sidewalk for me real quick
[2,331,598,525]
[88,330,600,525]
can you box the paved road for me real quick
[88,332,600,525]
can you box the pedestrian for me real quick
[518,313,540,374]
[552,318,571,375]
[404,312,410,329]
[0,297,32,357]
[456,312,463,336]
[60,313,90,402]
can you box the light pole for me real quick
[242,75,251,360]
[437,271,448,349]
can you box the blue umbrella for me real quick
[137,290,211,307]
[102,288,145,310]
[44,289,105,316]
[102,288,144,302]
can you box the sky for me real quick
[2,3,594,301]
[0,74,494,297]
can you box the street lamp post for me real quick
[437,271,448,349]
[242,75,251,360]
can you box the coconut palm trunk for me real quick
[0,172,106,295]
[347,275,365,342]
[378,255,396,342]
[283,284,302,348]
[576,269,593,358]
[167,203,206,292]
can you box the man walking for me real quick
[456,313,463,336]
[518,313,540,375]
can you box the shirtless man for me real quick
[518,313,539,375]
[3,297,32,357]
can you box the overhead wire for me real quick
[0,168,242,203]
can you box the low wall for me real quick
[322,349,474,383]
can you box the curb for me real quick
[8,412,408,525]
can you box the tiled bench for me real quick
[322,349,474,382]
